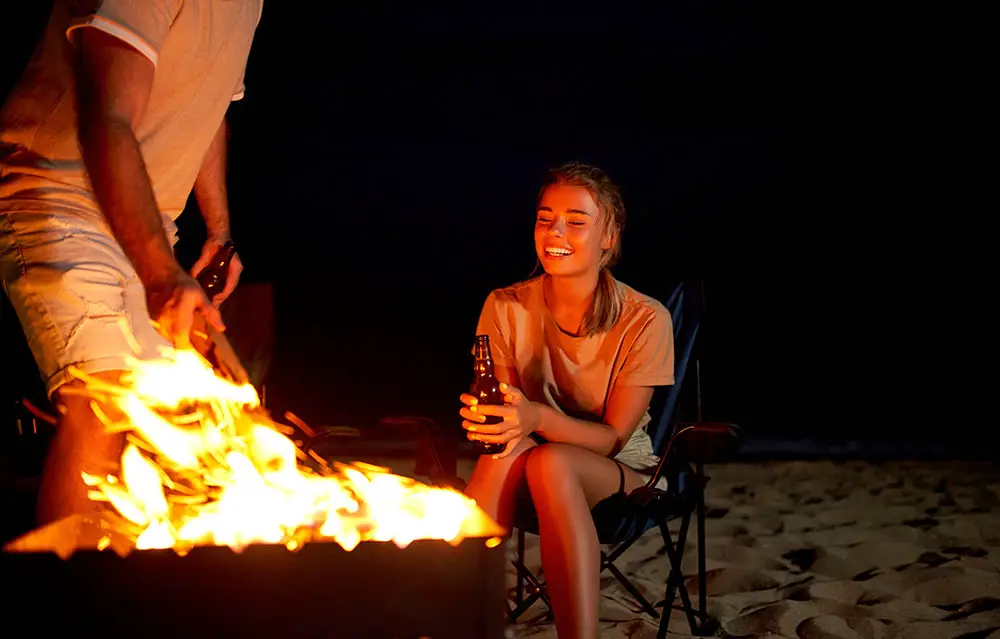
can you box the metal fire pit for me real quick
[1,515,506,639]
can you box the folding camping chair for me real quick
[507,279,741,637]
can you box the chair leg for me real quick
[696,461,707,626]
[602,550,660,618]
[604,531,643,564]
[508,573,550,621]
[658,528,699,637]
[509,545,553,622]
[515,528,525,606]
[512,532,660,623]
[670,555,700,636]
[658,511,690,615]
[508,585,545,622]
[599,533,661,619]
[657,511,700,638]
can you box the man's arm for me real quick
[76,29,176,285]
[75,28,222,346]
[193,120,231,242]
[190,119,243,304]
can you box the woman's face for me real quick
[534,184,611,278]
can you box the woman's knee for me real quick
[527,444,641,506]
[524,443,579,492]
[471,436,536,479]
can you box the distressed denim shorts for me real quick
[0,198,172,397]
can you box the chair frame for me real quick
[507,280,731,638]
[507,430,712,637]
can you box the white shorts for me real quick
[0,193,172,396]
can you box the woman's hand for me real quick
[459,383,541,458]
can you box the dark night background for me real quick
[1,2,969,457]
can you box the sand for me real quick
[486,460,1000,638]
[4,449,997,637]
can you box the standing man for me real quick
[0,0,263,524]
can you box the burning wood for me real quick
[8,345,501,557]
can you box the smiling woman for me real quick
[458,162,675,639]
[534,163,627,337]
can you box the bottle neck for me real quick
[473,335,496,378]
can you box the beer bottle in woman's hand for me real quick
[469,335,506,456]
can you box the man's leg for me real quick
[36,371,127,525]
[1,205,171,525]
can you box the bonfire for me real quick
[68,344,497,555]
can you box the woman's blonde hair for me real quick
[537,162,626,336]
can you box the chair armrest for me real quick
[672,422,742,463]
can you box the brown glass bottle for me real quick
[196,241,237,297]
[469,334,506,456]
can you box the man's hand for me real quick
[146,269,225,349]
[190,237,243,306]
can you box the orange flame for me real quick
[75,347,500,553]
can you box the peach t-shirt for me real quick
[476,275,675,472]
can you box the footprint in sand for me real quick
[796,614,885,639]
[792,580,867,606]
[915,551,954,568]
[694,566,783,598]
[783,548,820,573]
[910,570,1000,606]
[903,516,940,531]
[797,540,929,581]
[884,621,1000,638]
[706,506,729,518]
[943,546,990,558]
[857,591,949,622]
[723,600,810,637]
[939,597,1000,621]
[724,599,882,638]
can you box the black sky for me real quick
[2,2,961,448]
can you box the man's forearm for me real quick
[193,120,231,241]
[79,116,179,284]
[535,404,621,457]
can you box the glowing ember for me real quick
[74,347,498,553]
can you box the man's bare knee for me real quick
[53,370,125,404]
[52,372,128,469]
[54,370,126,419]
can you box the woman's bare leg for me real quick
[464,437,537,529]
[525,443,645,639]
